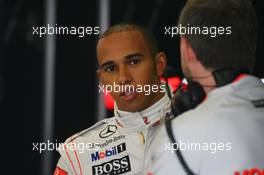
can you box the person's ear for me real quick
[180,36,197,64]
[97,69,101,78]
[155,52,167,77]
[97,69,106,87]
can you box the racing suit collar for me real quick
[207,75,260,98]
[114,93,171,129]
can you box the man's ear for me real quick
[97,69,102,79]
[155,52,167,77]
[180,36,197,63]
[97,69,105,86]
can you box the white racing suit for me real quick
[146,75,264,175]
[54,93,171,175]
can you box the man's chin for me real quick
[116,102,144,112]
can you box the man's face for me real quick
[97,30,164,112]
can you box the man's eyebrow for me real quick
[124,53,144,60]
[99,61,115,69]
[99,53,144,69]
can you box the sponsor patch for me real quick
[92,155,131,175]
[91,143,126,162]
[99,125,117,138]
[98,135,125,148]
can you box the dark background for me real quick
[1,0,263,174]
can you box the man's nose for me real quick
[117,65,132,85]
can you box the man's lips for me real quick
[120,91,137,101]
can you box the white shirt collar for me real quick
[114,93,171,130]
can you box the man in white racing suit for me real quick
[53,23,171,175]
[145,0,264,174]
[146,75,264,175]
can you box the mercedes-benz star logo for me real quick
[99,125,117,138]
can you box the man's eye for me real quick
[104,65,116,72]
[129,59,141,65]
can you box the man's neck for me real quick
[191,67,216,94]
[149,91,165,107]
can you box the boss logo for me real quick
[92,155,131,175]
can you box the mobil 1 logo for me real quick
[92,155,131,175]
[91,143,126,162]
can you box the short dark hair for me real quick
[98,23,159,57]
[178,0,258,71]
